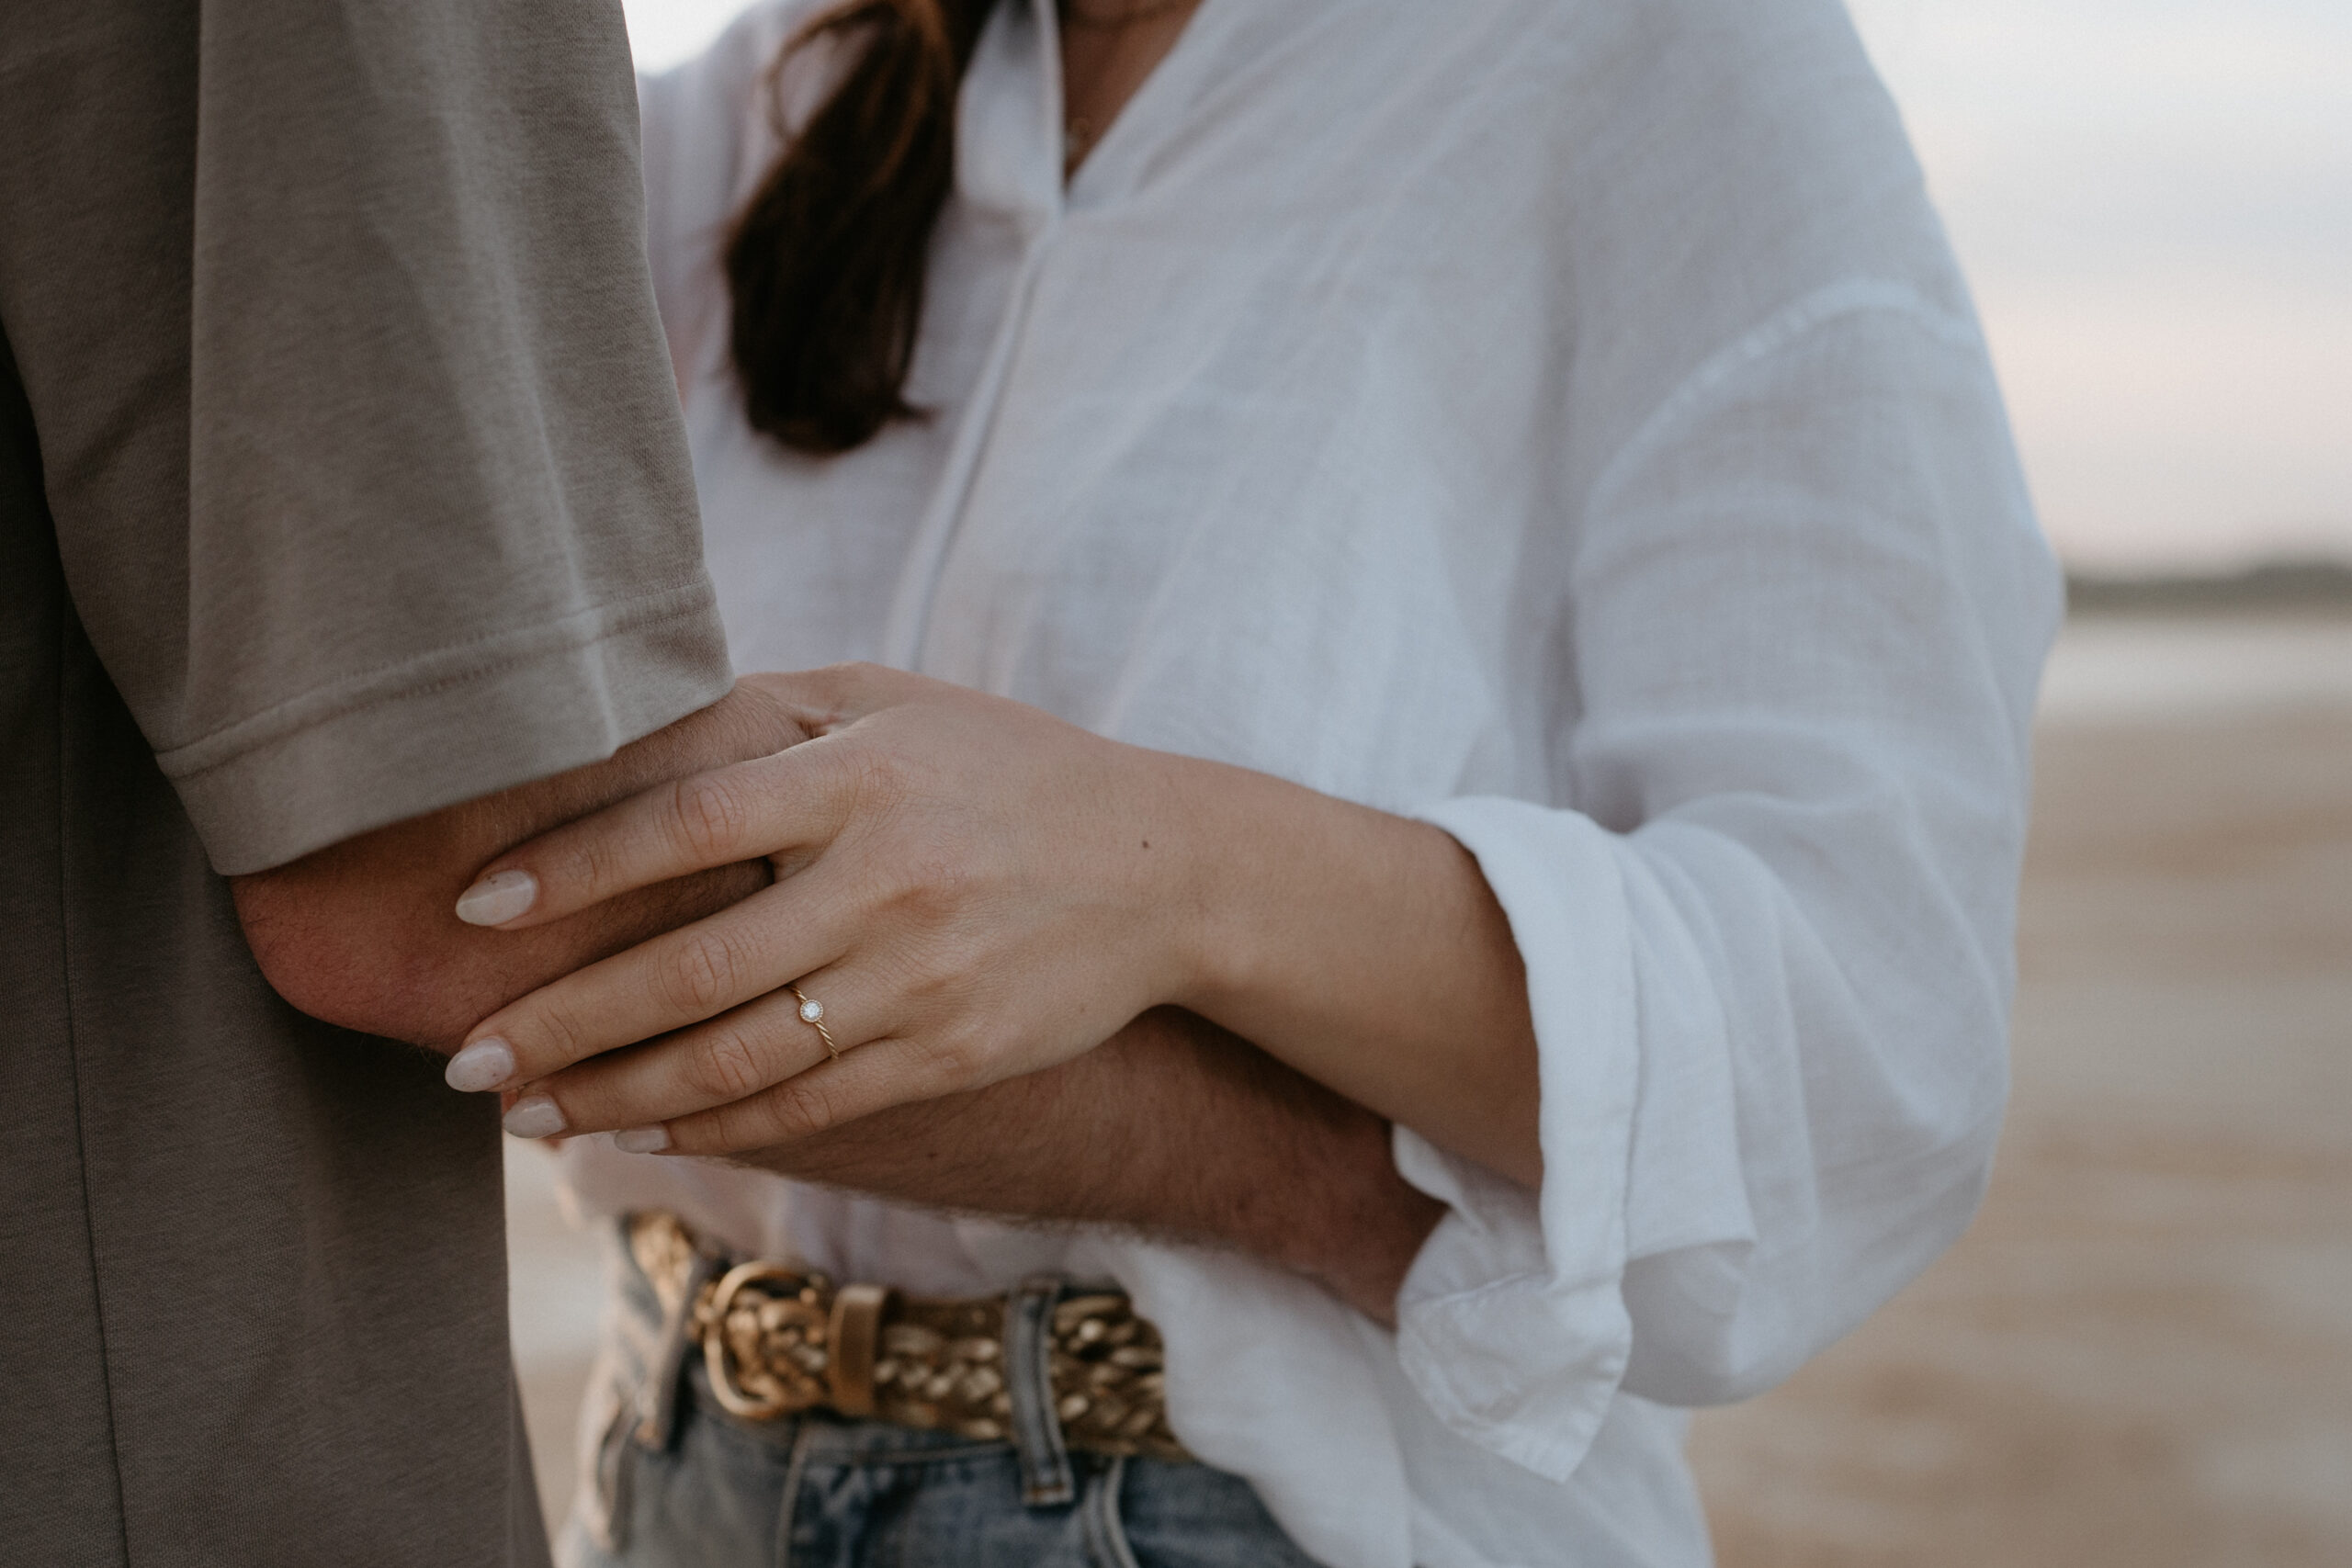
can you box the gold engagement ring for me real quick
[786,983,841,1061]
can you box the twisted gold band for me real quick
[786,983,841,1061]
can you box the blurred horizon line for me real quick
[2064,556,2352,612]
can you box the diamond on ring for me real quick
[787,983,842,1061]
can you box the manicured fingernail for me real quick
[455,869,538,927]
[613,1126,673,1155]
[445,1038,515,1093]
[503,1094,567,1139]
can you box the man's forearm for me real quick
[736,1007,1445,1323]
[228,688,1442,1317]
[230,680,807,1052]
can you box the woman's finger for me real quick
[500,963,879,1140]
[453,739,858,931]
[448,873,854,1092]
[646,1032,974,1156]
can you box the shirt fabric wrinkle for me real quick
[564,2,2063,1564]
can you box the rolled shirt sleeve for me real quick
[1398,288,2063,1479]
[1,0,729,874]
[534,0,2063,1556]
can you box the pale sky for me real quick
[622,0,2352,573]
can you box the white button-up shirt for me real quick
[562,1,2063,1562]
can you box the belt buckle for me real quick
[695,1261,832,1420]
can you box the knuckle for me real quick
[878,840,969,923]
[655,931,742,1017]
[762,1077,841,1143]
[668,773,753,863]
[522,998,590,1070]
[901,930,983,1001]
[910,852,969,911]
[839,739,914,815]
[918,1022,988,1087]
[801,662,868,726]
[557,829,621,903]
[688,1026,771,1103]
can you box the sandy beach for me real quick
[1690,612,2352,1566]
[507,610,2352,1561]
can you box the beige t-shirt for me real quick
[0,1,729,1562]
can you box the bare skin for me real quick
[1057,0,1207,177]
[230,681,806,1050]
[232,680,1440,1323]
[752,1007,1442,1323]
[451,667,1541,1184]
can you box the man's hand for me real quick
[230,685,1442,1324]
[230,678,808,1053]
[735,1007,1446,1325]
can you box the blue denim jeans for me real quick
[557,1224,1323,1568]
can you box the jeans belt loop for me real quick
[1005,1273,1078,1507]
[629,1217,721,1451]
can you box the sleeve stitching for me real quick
[156,576,718,781]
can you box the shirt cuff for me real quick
[1391,1127,1633,1482]
[1388,795,1649,1482]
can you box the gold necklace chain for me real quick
[1058,0,1191,28]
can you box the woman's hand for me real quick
[445,662,1542,1185]
[441,664,1209,1154]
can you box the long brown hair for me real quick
[724,0,1003,456]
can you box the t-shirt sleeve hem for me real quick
[171,585,732,874]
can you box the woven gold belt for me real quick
[628,1213,1188,1463]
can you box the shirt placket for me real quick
[880,0,1069,675]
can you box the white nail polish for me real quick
[613,1126,673,1155]
[455,869,538,927]
[503,1095,567,1140]
[444,1038,515,1093]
